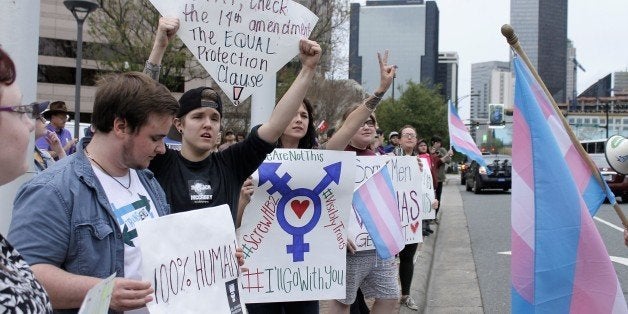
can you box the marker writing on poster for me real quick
[241,195,279,255]
[262,265,345,293]
[322,188,346,250]
[152,240,240,305]
[265,150,324,162]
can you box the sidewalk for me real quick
[321,175,483,313]
[422,175,483,313]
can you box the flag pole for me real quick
[501,24,628,228]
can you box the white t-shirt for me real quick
[93,166,158,314]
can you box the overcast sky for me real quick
[350,0,628,113]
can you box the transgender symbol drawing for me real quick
[258,162,342,262]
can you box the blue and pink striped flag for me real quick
[447,100,489,170]
[352,164,405,259]
[511,56,626,313]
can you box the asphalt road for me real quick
[457,184,628,313]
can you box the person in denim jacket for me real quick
[8,72,179,313]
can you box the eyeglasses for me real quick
[401,133,417,139]
[363,120,375,127]
[0,103,42,119]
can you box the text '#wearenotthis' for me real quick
[149,0,318,105]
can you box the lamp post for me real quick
[391,73,396,105]
[456,93,480,142]
[64,0,99,138]
[571,57,585,112]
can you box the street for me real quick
[458,183,628,313]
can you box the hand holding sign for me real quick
[156,17,179,50]
[148,0,319,105]
[109,278,154,312]
[299,39,322,71]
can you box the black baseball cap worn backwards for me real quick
[177,87,223,118]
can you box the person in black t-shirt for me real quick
[144,17,322,222]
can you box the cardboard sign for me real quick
[419,157,436,220]
[78,273,116,314]
[148,0,318,105]
[135,205,244,314]
[348,156,424,251]
[237,149,355,302]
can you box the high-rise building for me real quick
[349,0,439,97]
[470,61,513,120]
[436,51,458,103]
[566,39,577,109]
[510,0,568,103]
[614,72,628,96]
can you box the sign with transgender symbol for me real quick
[238,149,355,303]
[148,0,318,105]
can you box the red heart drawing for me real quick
[410,222,420,233]
[290,200,310,219]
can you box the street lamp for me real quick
[570,57,585,112]
[64,0,99,138]
[391,73,396,105]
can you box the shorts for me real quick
[338,250,400,304]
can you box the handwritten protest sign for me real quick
[348,156,425,251]
[419,157,436,220]
[237,149,355,302]
[78,273,116,314]
[135,205,244,314]
[148,0,318,105]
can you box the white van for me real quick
[64,121,93,139]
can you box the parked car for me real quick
[465,154,512,194]
[589,154,628,202]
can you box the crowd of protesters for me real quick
[0,16,456,314]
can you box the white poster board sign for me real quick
[135,205,244,314]
[78,273,116,314]
[237,149,355,303]
[348,156,424,251]
[419,157,436,220]
[148,0,319,105]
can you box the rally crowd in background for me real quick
[0,17,456,314]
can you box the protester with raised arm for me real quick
[144,17,322,223]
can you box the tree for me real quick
[88,0,350,132]
[277,0,351,95]
[87,0,203,92]
[307,77,366,128]
[375,81,447,144]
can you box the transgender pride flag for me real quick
[511,56,626,313]
[352,164,404,259]
[447,100,489,170]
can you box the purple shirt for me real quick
[35,124,75,156]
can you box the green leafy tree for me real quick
[375,81,447,144]
[87,0,199,93]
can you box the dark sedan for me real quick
[590,154,628,202]
[465,154,512,194]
